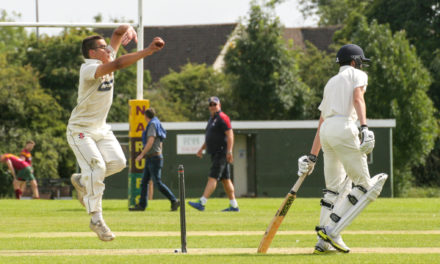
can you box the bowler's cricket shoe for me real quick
[221,206,240,212]
[317,227,350,253]
[128,204,145,211]
[188,201,205,211]
[171,200,181,211]
[90,219,115,242]
[313,238,337,254]
[71,173,85,207]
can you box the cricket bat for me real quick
[257,172,309,253]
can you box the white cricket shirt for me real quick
[68,46,116,131]
[318,65,368,121]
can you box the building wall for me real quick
[103,121,394,199]
[249,128,392,198]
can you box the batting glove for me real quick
[297,154,317,176]
[359,125,375,154]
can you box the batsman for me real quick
[297,44,387,254]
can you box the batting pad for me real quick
[331,173,388,236]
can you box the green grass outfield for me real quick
[0,197,439,263]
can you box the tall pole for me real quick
[128,0,147,210]
[35,0,39,41]
[136,0,144,100]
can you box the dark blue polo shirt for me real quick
[205,111,232,155]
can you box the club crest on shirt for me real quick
[78,133,85,139]
[98,78,114,91]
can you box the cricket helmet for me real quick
[336,44,370,67]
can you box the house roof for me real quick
[99,24,237,82]
[98,24,338,82]
[284,26,340,52]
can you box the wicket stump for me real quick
[178,164,187,253]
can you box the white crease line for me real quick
[1,230,439,238]
[1,247,440,256]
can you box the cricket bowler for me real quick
[67,24,164,241]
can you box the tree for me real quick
[365,1,440,188]
[224,1,312,120]
[294,41,339,119]
[23,28,93,113]
[149,63,232,121]
[412,139,440,187]
[429,51,440,115]
[0,11,76,196]
[410,50,440,188]
[365,0,440,65]
[307,0,440,110]
[334,13,438,195]
[0,53,74,197]
[299,0,372,26]
[365,0,440,112]
[0,10,29,65]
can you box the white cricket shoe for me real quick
[89,219,115,241]
[317,227,350,253]
[313,237,337,254]
[71,173,85,207]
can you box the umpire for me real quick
[188,96,239,212]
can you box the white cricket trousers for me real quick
[67,127,126,214]
[320,117,372,192]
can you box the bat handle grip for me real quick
[291,174,307,193]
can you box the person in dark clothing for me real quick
[188,96,239,212]
[131,108,180,212]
